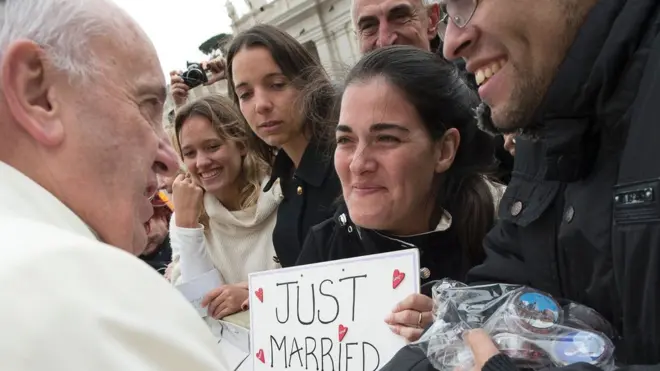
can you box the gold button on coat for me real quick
[297,186,303,195]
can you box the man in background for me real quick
[0,0,232,369]
[140,195,173,274]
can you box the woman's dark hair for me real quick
[344,45,498,267]
[225,24,336,165]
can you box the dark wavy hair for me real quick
[225,24,336,164]
[344,45,498,266]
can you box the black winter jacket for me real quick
[383,0,660,370]
[264,141,341,268]
[296,203,472,292]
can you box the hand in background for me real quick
[169,70,190,107]
[464,329,500,370]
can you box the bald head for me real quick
[351,0,440,54]
[0,0,177,253]
[351,0,433,23]
[0,0,152,83]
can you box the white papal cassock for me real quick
[0,161,232,370]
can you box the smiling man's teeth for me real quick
[475,60,506,86]
[201,170,220,179]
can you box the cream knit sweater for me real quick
[170,178,283,285]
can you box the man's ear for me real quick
[427,3,440,38]
[434,128,460,174]
[1,40,64,146]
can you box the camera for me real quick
[179,62,208,88]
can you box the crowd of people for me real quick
[1,0,659,370]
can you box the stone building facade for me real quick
[229,0,358,77]
[163,0,356,127]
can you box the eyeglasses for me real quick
[438,0,479,40]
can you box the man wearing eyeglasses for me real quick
[443,0,656,370]
[380,0,660,370]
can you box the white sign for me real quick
[248,249,420,371]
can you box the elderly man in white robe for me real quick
[0,0,234,370]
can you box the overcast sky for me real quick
[113,0,250,78]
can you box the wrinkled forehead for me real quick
[91,25,165,95]
[353,0,425,22]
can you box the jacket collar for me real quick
[334,202,453,248]
[517,0,659,182]
[0,161,98,240]
[263,139,333,191]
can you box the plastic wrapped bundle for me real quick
[415,280,617,371]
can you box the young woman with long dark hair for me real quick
[224,24,341,267]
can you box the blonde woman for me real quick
[168,94,282,322]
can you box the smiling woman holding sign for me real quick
[296,45,505,342]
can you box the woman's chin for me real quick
[201,177,225,191]
[203,183,223,195]
[349,210,390,230]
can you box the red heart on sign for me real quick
[392,269,406,289]
[255,288,264,303]
[338,324,348,342]
[256,349,265,364]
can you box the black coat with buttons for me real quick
[263,141,342,268]
[296,203,471,294]
[467,0,660,367]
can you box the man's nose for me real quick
[442,20,474,61]
[154,136,179,177]
[376,23,398,48]
[157,175,166,191]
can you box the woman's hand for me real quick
[169,70,190,108]
[164,261,176,282]
[385,293,434,342]
[201,284,249,319]
[172,174,204,228]
[241,297,250,311]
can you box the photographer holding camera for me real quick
[169,58,227,108]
